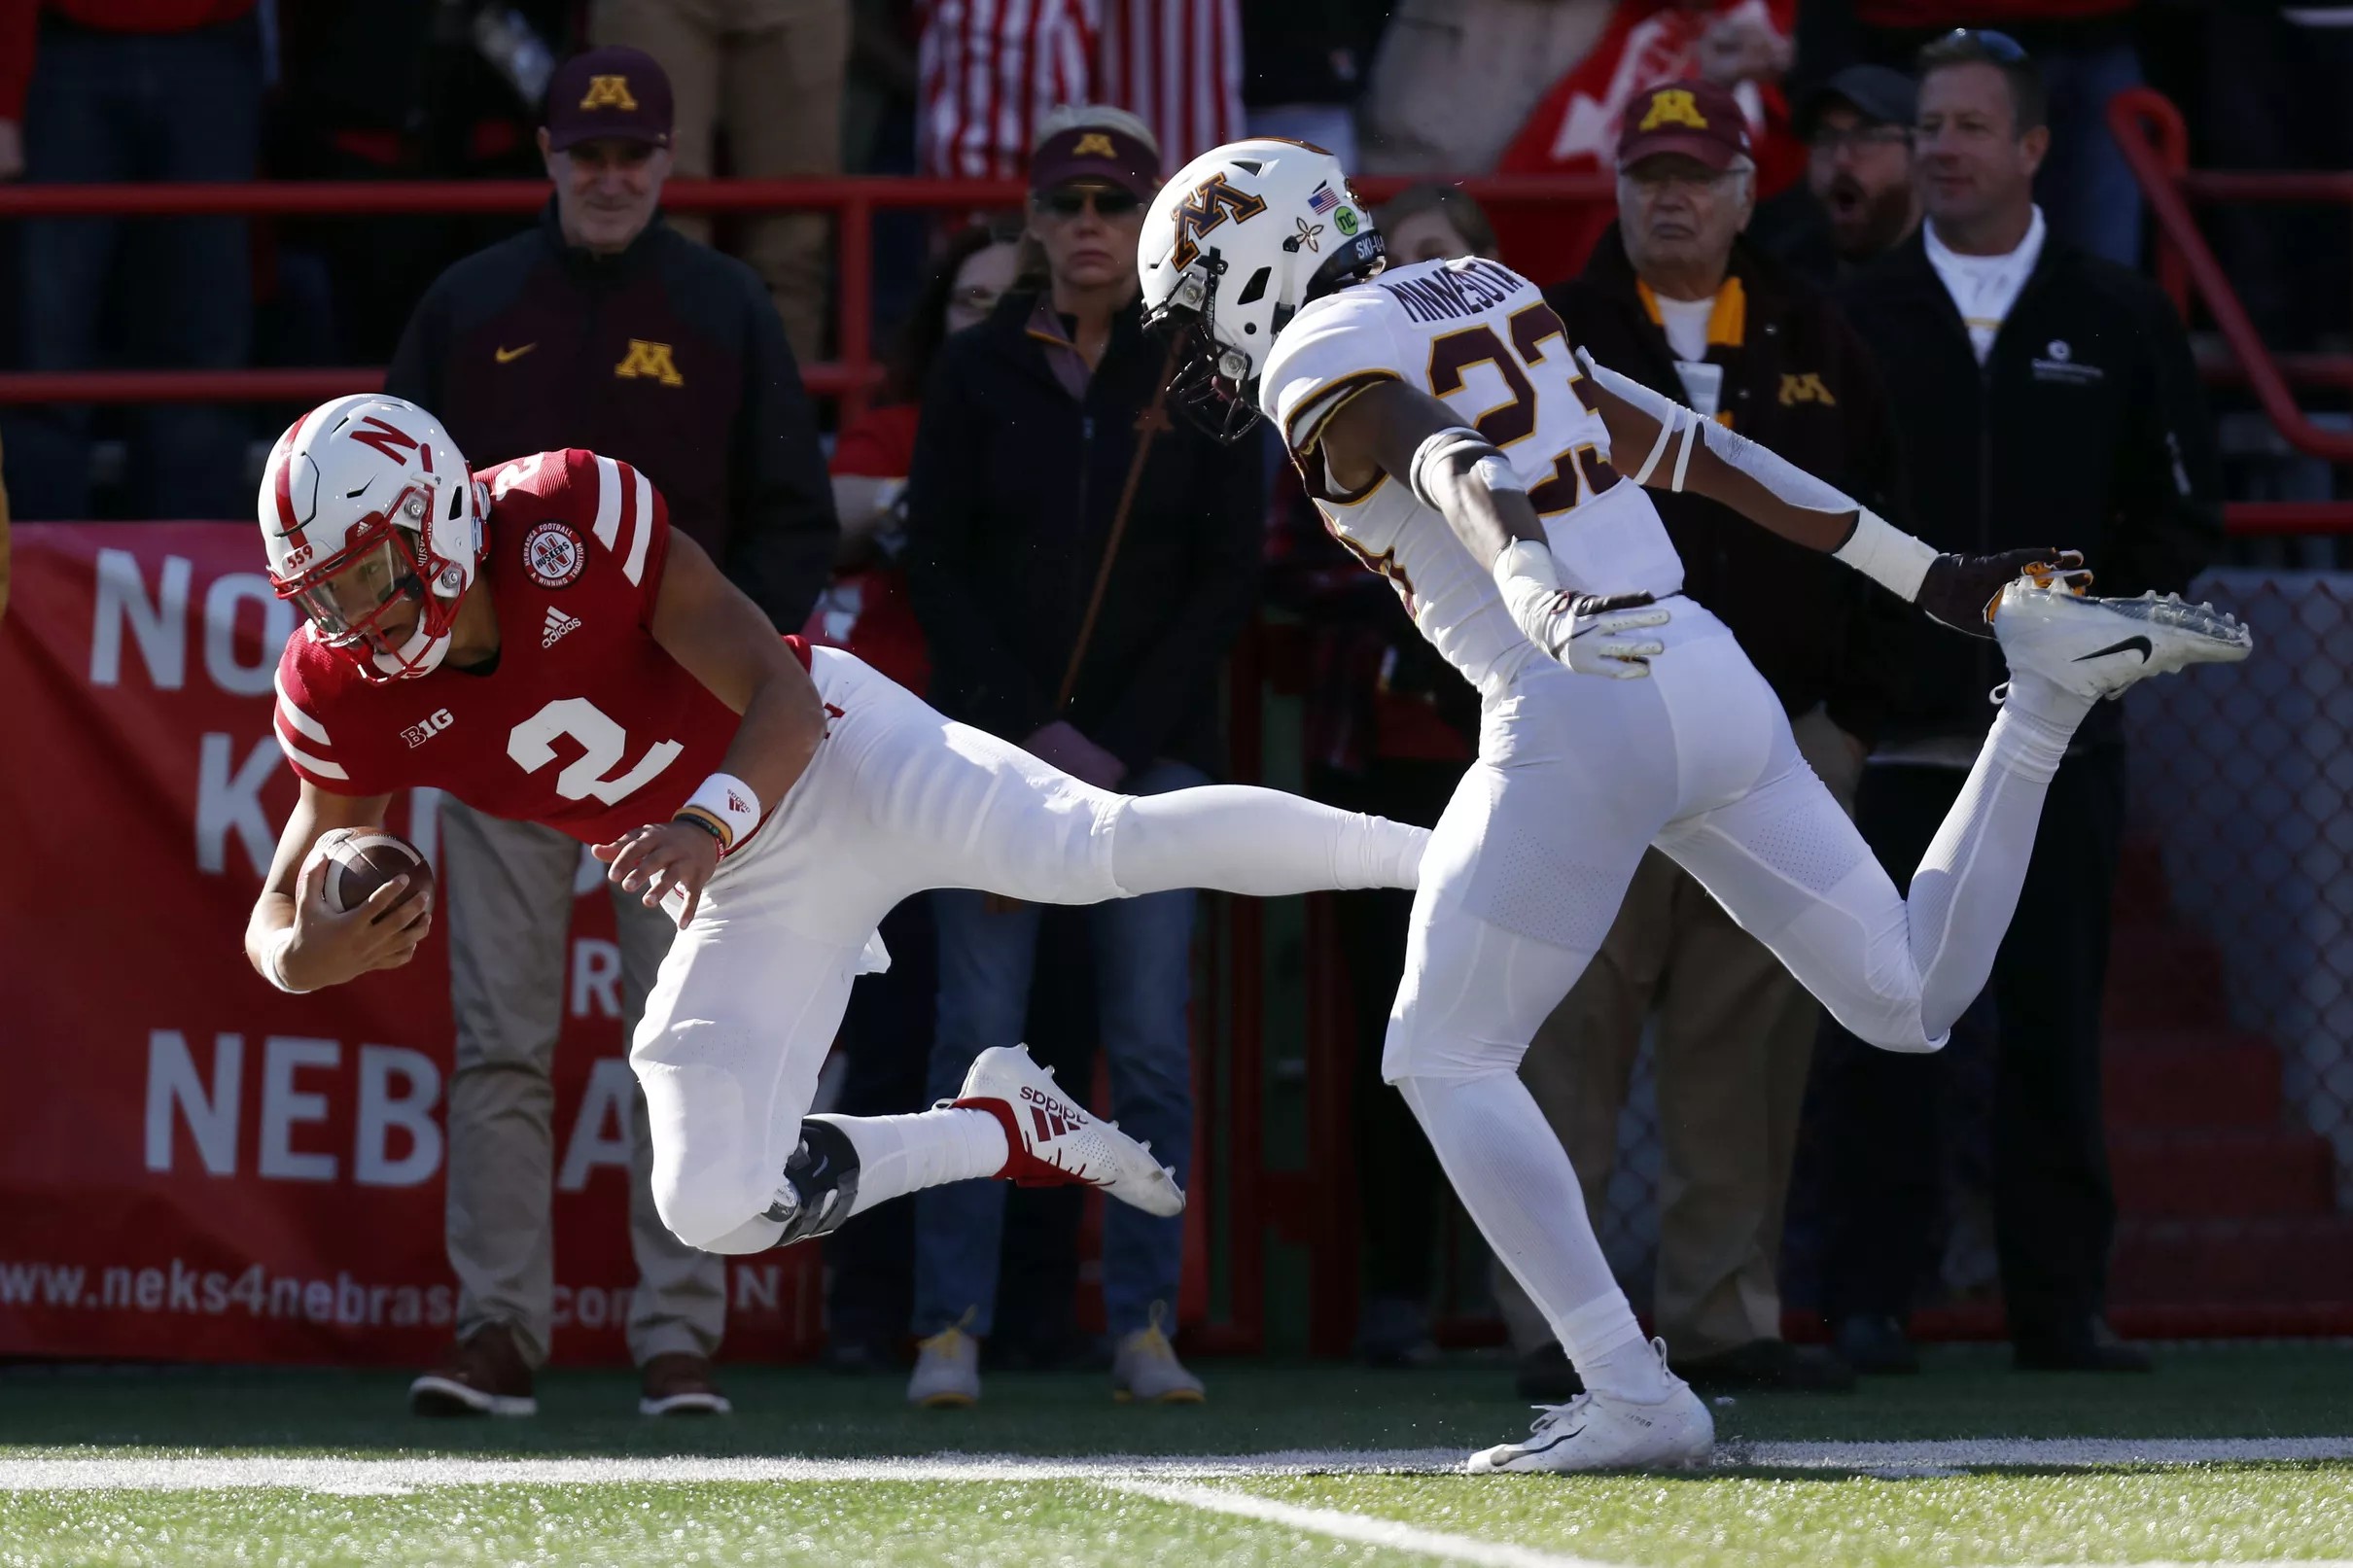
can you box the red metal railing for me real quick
[0,172,1614,430]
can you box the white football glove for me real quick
[1493,540,1669,679]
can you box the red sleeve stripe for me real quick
[272,667,333,745]
[622,464,655,585]
[590,453,625,553]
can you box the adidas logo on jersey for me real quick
[542,608,583,648]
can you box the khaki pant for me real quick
[1494,707,1865,1360]
[590,0,849,364]
[1360,0,1614,175]
[441,800,725,1368]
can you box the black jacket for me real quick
[1548,226,1911,742]
[384,203,837,631]
[1839,226,2224,744]
[904,293,1264,776]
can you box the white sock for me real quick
[812,1108,1007,1219]
[1109,787,1429,896]
[1393,1071,1650,1394]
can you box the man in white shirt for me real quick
[1823,28,2226,1378]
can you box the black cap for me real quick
[544,46,674,152]
[1796,64,1918,140]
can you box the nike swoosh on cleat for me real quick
[1511,1424,1586,1461]
[2074,636,2152,664]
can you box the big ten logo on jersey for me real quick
[1422,296,1622,518]
[401,709,455,749]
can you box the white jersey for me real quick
[1259,257,1685,693]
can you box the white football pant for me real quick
[1385,601,2086,1382]
[634,647,1429,1254]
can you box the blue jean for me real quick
[2033,38,2144,270]
[3,16,260,520]
[912,758,1204,1341]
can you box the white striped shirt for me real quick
[916,0,1243,181]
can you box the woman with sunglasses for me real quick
[900,105,1267,1411]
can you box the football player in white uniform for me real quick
[1139,139,2253,1473]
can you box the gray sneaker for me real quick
[1112,1304,1206,1404]
[906,1321,981,1408]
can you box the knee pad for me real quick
[767,1119,863,1246]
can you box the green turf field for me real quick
[4,1345,2349,1567]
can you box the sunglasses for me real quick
[1941,26,2027,61]
[1037,187,1141,219]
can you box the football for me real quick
[308,827,435,921]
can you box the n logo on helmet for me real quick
[1638,88,1708,131]
[348,416,423,465]
[580,74,639,111]
[1170,173,1268,270]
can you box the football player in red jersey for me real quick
[244,395,1430,1257]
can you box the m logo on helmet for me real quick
[348,416,422,465]
[580,74,639,112]
[1170,173,1268,270]
[1638,88,1708,132]
[1072,132,1117,157]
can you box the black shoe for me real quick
[1831,1314,1921,1376]
[1678,1338,1857,1394]
[1514,1342,1584,1403]
[1355,1296,1440,1370]
[2013,1317,2153,1373]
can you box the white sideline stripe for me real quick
[1104,1478,1608,1568]
[4,1438,2349,1494]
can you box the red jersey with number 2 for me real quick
[271,447,809,847]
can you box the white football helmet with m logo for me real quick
[1139,138,1387,442]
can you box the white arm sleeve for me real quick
[1573,346,1937,602]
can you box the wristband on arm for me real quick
[674,771,762,855]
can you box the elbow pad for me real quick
[1409,426,1523,513]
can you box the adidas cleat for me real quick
[953,1045,1184,1217]
[1993,582,2253,701]
[1467,1340,1714,1474]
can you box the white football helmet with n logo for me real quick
[259,394,485,681]
[1139,137,1387,441]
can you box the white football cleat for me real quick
[953,1045,1184,1217]
[1467,1341,1713,1474]
[906,1321,982,1409]
[1993,581,2253,701]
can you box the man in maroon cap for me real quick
[1490,76,1909,1400]
[385,42,837,1423]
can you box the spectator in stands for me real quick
[1792,2,2148,267]
[1493,79,1902,1399]
[1749,65,1920,287]
[1241,0,1385,166]
[1818,31,2221,1376]
[383,44,837,1420]
[809,220,1020,1375]
[1482,1,1805,279]
[917,0,1242,182]
[0,0,263,522]
[902,105,1261,1409]
[1379,184,1501,266]
[590,0,846,366]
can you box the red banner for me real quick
[0,524,820,1365]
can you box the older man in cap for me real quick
[386,44,837,1420]
[1753,64,1922,286]
[1493,78,1909,1399]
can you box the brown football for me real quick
[310,827,435,922]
